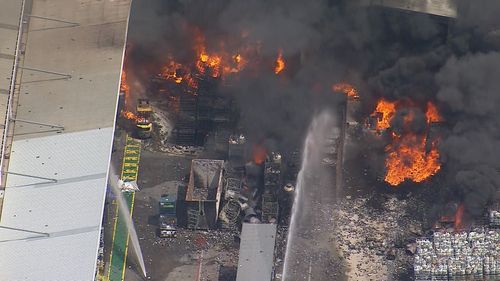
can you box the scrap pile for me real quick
[489,210,500,228]
[414,229,500,280]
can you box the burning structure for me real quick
[114,0,500,279]
[150,72,235,145]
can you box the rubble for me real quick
[334,195,419,280]
[157,143,203,156]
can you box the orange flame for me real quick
[197,51,222,78]
[252,144,267,165]
[384,133,441,185]
[332,83,360,99]
[157,27,287,86]
[120,70,129,95]
[160,59,197,88]
[121,110,137,121]
[373,100,442,186]
[222,53,246,75]
[274,49,285,74]
[193,30,247,78]
[371,99,397,131]
[425,101,442,123]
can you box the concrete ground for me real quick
[281,111,348,281]
[105,128,240,281]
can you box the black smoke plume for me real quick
[125,0,500,216]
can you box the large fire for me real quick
[274,49,285,74]
[158,30,254,90]
[156,27,289,93]
[372,100,442,186]
[332,82,360,99]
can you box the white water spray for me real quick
[109,163,147,277]
[282,111,336,280]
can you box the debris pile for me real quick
[157,144,203,155]
[334,196,418,280]
[414,229,500,280]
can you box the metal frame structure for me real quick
[0,0,26,187]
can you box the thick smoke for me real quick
[371,2,500,216]
[127,0,347,150]
[126,0,500,215]
[436,53,500,215]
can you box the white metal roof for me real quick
[0,0,131,280]
[0,128,112,280]
[236,223,277,281]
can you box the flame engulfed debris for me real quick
[372,99,397,131]
[121,110,137,121]
[274,49,285,74]
[332,82,360,99]
[154,27,288,94]
[194,30,247,78]
[425,101,443,123]
[372,100,442,186]
[161,60,184,84]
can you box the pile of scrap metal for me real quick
[414,229,500,280]
[262,152,281,224]
[219,177,243,228]
[219,147,284,227]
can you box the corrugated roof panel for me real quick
[236,223,277,281]
[0,231,101,280]
[7,128,112,186]
[0,128,113,280]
